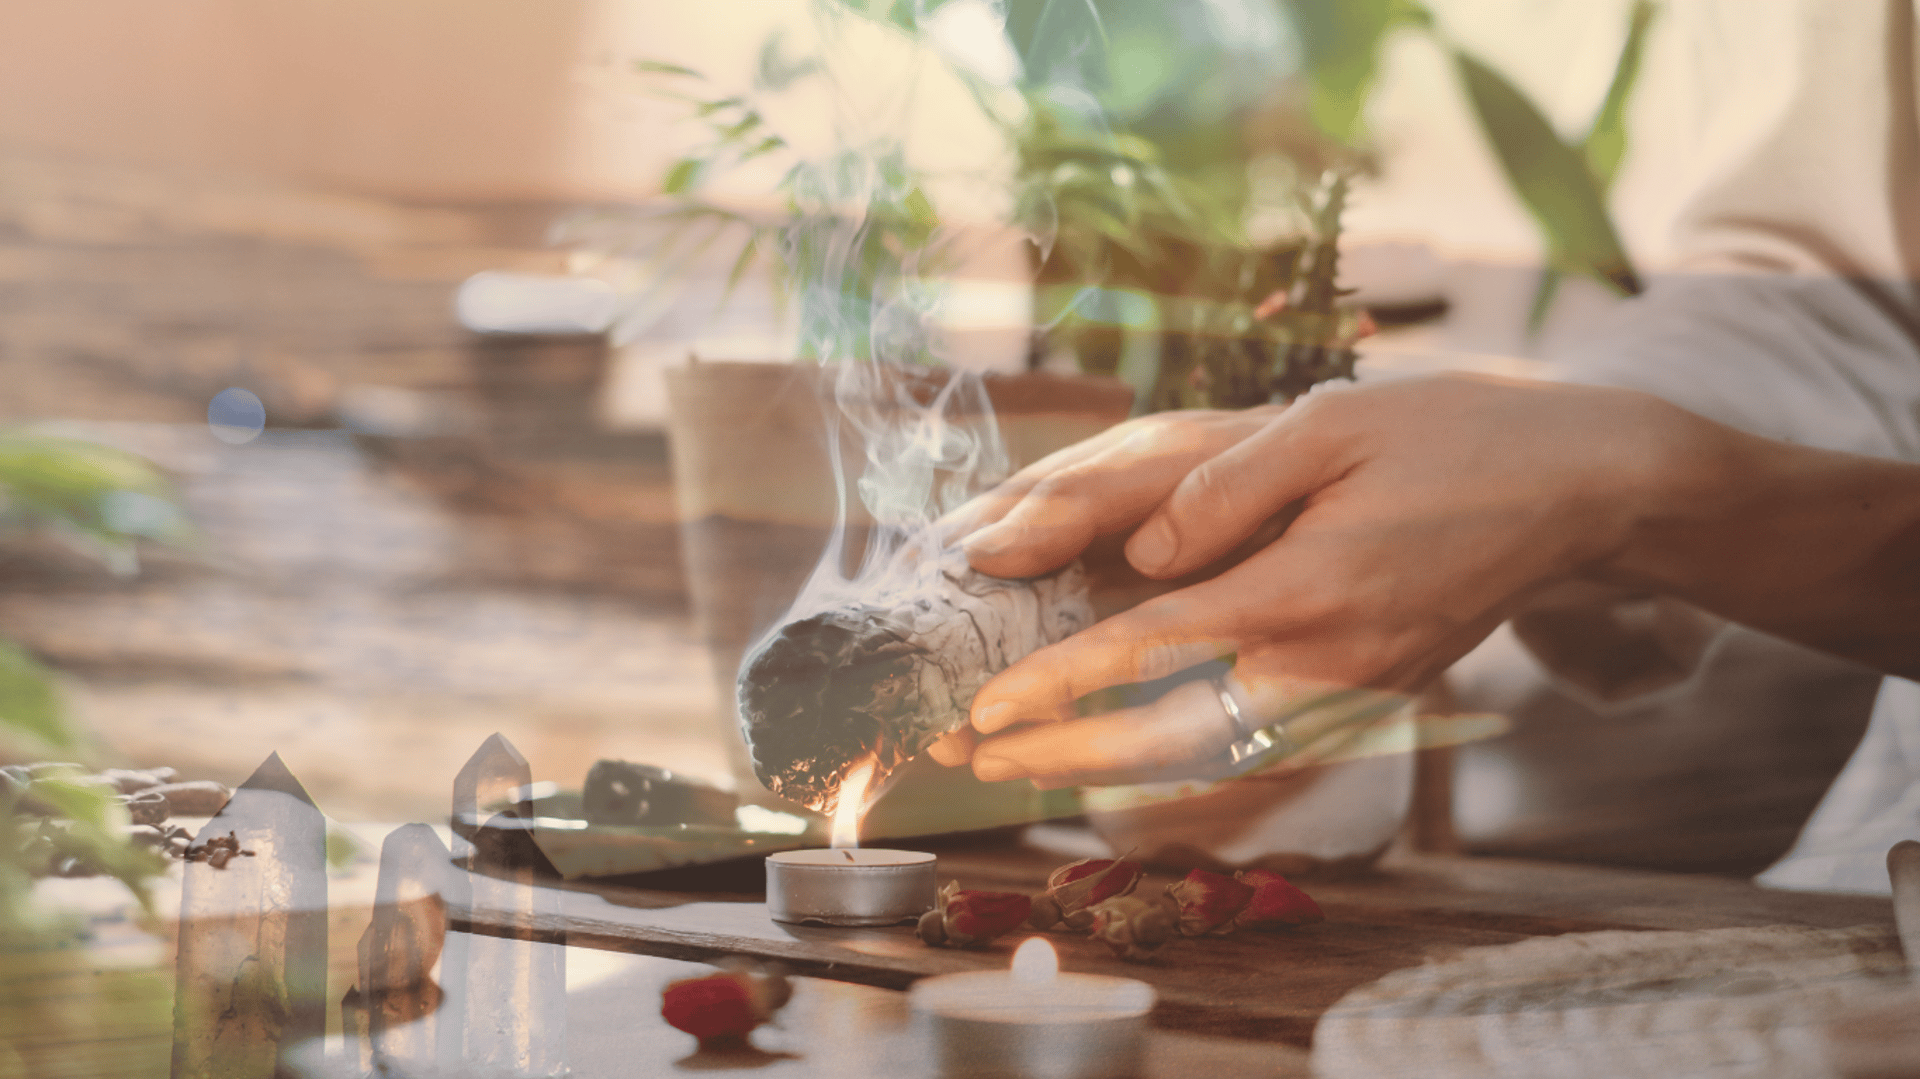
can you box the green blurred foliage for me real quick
[0,433,194,953]
[0,432,196,577]
[623,0,1649,398]
[1525,0,1657,330]
[1280,0,1426,147]
[0,646,70,759]
[1282,0,1651,313]
[591,27,955,364]
[1453,51,1638,295]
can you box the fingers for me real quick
[924,726,976,767]
[934,431,1122,545]
[964,410,1278,578]
[1125,399,1355,579]
[966,530,1418,740]
[970,677,1237,786]
[962,449,1202,577]
[969,583,1247,734]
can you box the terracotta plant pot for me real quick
[663,360,1133,837]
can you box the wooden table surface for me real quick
[454,831,1895,1050]
[17,827,1896,1078]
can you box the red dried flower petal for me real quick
[1046,857,1143,910]
[1232,869,1324,929]
[946,889,1033,946]
[1165,869,1255,936]
[662,973,758,1041]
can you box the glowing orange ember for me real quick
[829,758,876,849]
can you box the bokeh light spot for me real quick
[208,387,265,445]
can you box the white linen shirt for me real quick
[1547,0,1920,893]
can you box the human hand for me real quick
[936,404,1284,556]
[940,374,1695,788]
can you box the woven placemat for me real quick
[1312,924,1905,1079]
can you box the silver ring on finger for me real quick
[1213,675,1297,766]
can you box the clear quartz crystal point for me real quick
[444,734,566,1078]
[450,732,533,864]
[170,752,328,1079]
[360,823,463,1077]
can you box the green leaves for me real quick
[1452,50,1638,296]
[1280,0,1649,322]
[1284,0,1421,147]
[14,771,170,916]
[0,431,195,575]
[0,435,188,943]
[1585,0,1656,191]
[0,432,194,752]
[1506,0,1656,329]
[662,158,703,196]
[0,642,75,755]
[634,59,703,78]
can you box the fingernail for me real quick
[1128,518,1175,573]
[973,700,1016,733]
[973,756,1024,782]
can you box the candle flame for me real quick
[828,758,876,849]
[1011,937,1058,984]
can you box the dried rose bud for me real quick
[1232,868,1324,930]
[1029,856,1145,933]
[921,881,1033,949]
[661,967,790,1045]
[1045,857,1143,911]
[1165,869,1256,937]
[1027,893,1064,931]
[917,908,949,946]
[945,890,1032,947]
[1087,896,1179,962]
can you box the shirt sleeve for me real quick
[1549,0,1920,463]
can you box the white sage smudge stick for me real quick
[738,545,1093,813]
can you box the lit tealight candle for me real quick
[910,937,1156,1079]
[765,760,936,927]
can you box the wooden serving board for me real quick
[451,840,1895,1047]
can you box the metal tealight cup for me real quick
[765,848,937,927]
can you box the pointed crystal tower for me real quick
[451,732,533,864]
[444,734,566,1077]
[170,752,327,1079]
[357,823,466,1076]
